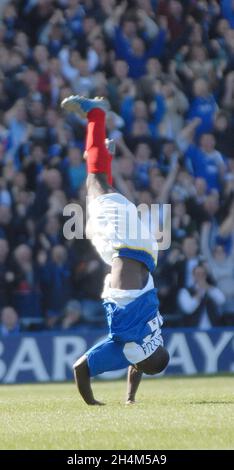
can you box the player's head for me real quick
[136,346,170,375]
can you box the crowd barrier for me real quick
[0,326,233,383]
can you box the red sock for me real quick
[86,109,111,180]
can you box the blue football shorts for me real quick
[85,288,163,377]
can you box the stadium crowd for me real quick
[0,0,234,336]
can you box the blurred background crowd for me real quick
[0,0,234,336]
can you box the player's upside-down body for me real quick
[61,96,170,405]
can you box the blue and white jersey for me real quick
[104,287,161,343]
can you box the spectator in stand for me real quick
[12,244,42,327]
[201,220,234,324]
[175,236,200,289]
[157,140,180,176]
[172,201,196,241]
[158,80,189,140]
[134,143,153,190]
[38,215,64,253]
[31,168,63,219]
[187,78,218,137]
[39,245,72,328]
[178,263,225,328]
[213,112,234,160]
[0,238,15,310]
[70,239,106,325]
[60,300,82,330]
[178,118,226,191]
[157,0,189,44]
[222,71,234,113]
[104,4,167,79]
[62,145,86,197]
[155,243,183,327]
[221,0,234,29]
[0,306,20,336]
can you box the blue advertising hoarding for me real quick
[0,327,233,383]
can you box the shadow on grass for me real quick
[188,400,234,405]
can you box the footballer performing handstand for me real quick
[61,96,169,405]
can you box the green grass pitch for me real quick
[1,376,233,450]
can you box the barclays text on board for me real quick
[0,327,234,383]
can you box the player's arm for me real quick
[73,355,104,406]
[126,365,143,404]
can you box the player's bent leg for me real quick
[73,355,105,406]
[136,346,170,375]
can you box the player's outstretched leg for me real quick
[62,95,113,192]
